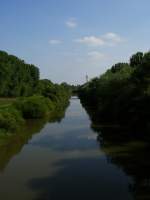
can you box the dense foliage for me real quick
[0,106,24,133]
[79,51,150,129]
[0,50,71,133]
[0,51,39,97]
[14,96,55,119]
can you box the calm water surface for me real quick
[0,98,139,199]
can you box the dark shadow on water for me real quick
[28,156,132,200]
[95,126,150,200]
[26,100,150,200]
[0,105,68,172]
[82,103,150,200]
[0,119,46,171]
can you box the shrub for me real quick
[14,95,55,119]
[0,107,24,132]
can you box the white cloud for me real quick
[66,18,77,28]
[49,39,62,45]
[75,32,124,47]
[75,36,105,47]
[103,32,123,44]
[88,51,106,61]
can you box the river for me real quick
[0,97,148,200]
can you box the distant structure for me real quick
[86,74,88,83]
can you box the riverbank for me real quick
[0,50,71,134]
[0,97,145,200]
[78,51,150,133]
[0,95,70,134]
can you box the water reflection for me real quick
[0,98,146,200]
[25,99,133,200]
[0,106,67,172]
[88,110,150,200]
[28,156,132,200]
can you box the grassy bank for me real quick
[0,94,70,134]
[0,50,71,134]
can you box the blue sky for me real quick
[0,0,150,84]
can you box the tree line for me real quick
[0,50,71,100]
[79,51,150,131]
[0,50,71,133]
[0,51,39,97]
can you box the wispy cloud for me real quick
[88,51,106,61]
[49,39,62,45]
[75,32,124,47]
[75,36,105,47]
[103,32,124,44]
[66,18,78,28]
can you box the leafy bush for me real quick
[79,51,150,129]
[0,107,24,132]
[0,51,39,97]
[14,95,55,119]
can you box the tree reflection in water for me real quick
[0,106,68,172]
[90,116,150,200]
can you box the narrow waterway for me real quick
[0,97,134,200]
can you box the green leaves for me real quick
[0,50,39,97]
[0,106,24,132]
[79,50,150,128]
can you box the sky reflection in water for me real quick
[0,98,134,200]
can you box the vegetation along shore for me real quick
[78,51,150,135]
[0,50,71,134]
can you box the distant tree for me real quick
[0,50,39,97]
[78,50,150,128]
[111,63,129,73]
[130,52,143,67]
